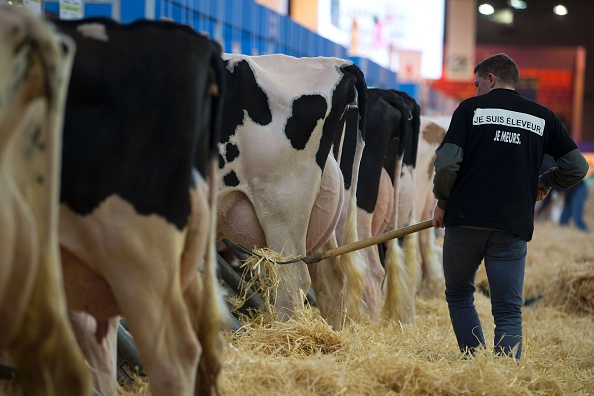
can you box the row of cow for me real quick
[0,6,451,396]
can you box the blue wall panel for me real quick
[121,2,145,23]
[42,0,409,91]
[396,83,421,103]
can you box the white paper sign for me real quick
[60,0,84,20]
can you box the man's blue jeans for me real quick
[443,227,526,359]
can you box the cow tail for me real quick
[400,164,419,325]
[342,113,367,322]
[401,210,418,325]
[342,63,368,143]
[197,156,227,396]
[419,225,445,298]
[342,188,367,321]
[382,174,417,325]
[381,238,409,323]
[404,97,422,313]
[335,64,368,322]
[381,213,417,325]
[197,50,227,396]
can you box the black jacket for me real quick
[433,88,589,241]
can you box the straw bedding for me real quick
[2,187,592,396]
[121,184,593,395]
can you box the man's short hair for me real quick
[474,53,520,89]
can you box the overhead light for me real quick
[553,5,568,16]
[508,0,527,9]
[478,3,495,15]
[491,9,514,24]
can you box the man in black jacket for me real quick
[432,53,589,359]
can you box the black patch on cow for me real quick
[392,90,421,169]
[338,106,359,190]
[321,63,367,181]
[379,91,411,184]
[218,152,225,169]
[341,64,367,143]
[219,59,272,167]
[222,170,239,187]
[356,89,404,213]
[316,67,358,172]
[284,94,327,150]
[55,17,223,231]
[224,141,240,163]
[219,60,272,192]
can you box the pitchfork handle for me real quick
[302,219,434,264]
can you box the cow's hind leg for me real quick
[182,172,224,395]
[110,263,200,396]
[70,196,202,395]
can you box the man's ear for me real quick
[488,73,496,88]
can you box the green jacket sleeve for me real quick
[433,142,463,210]
[540,148,589,189]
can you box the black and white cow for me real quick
[0,5,93,395]
[216,54,367,329]
[386,89,421,324]
[394,90,421,230]
[349,88,419,323]
[53,17,225,396]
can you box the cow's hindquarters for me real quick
[60,195,201,396]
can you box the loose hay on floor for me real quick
[118,187,593,395]
[217,295,593,396]
[217,186,594,396]
[5,189,593,396]
[231,309,344,356]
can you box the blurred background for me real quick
[9,0,594,169]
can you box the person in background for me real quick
[559,178,589,232]
[431,53,589,360]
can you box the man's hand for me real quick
[432,205,445,229]
[537,179,551,201]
